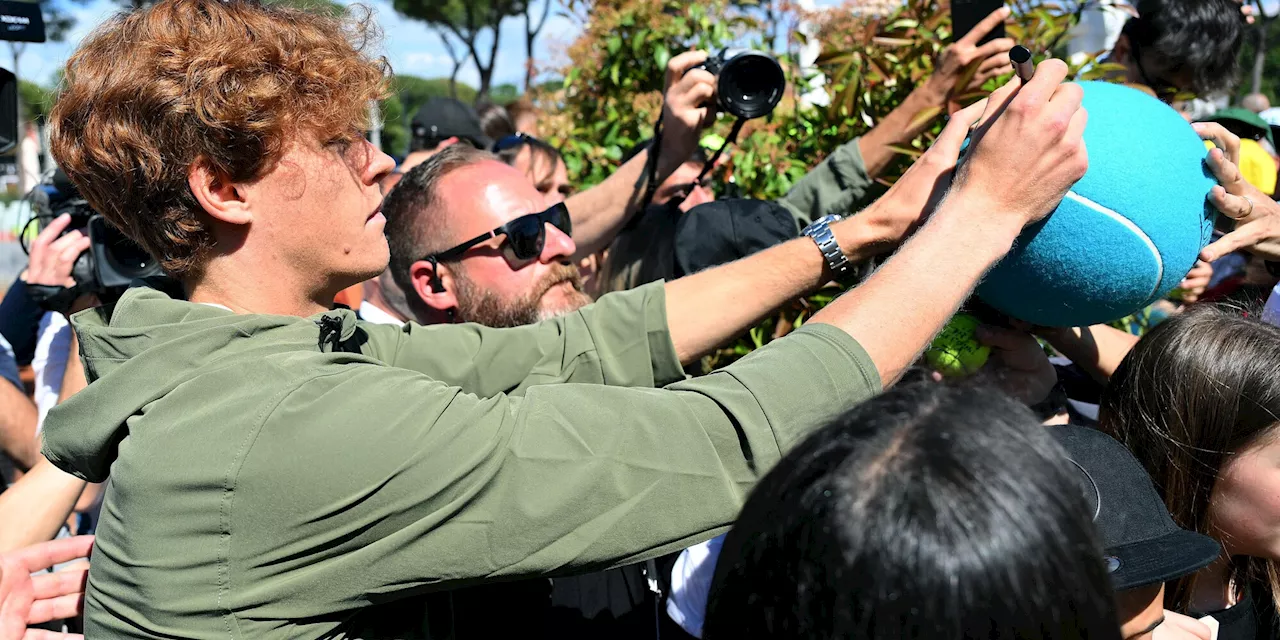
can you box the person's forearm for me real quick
[857,85,945,179]
[0,457,86,554]
[567,147,686,259]
[59,331,86,403]
[663,221,882,364]
[809,199,1021,384]
[1041,324,1139,384]
[0,383,37,471]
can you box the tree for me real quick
[522,0,554,90]
[391,0,525,98]
[1241,0,1280,99]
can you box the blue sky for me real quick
[11,0,581,88]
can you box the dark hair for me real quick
[704,382,1120,640]
[382,144,497,304]
[475,100,516,141]
[1099,304,1280,614]
[1123,0,1244,96]
[50,0,386,278]
[494,135,564,194]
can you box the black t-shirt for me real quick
[1190,583,1279,640]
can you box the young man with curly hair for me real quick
[41,0,1089,636]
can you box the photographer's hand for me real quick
[22,215,97,317]
[564,51,716,259]
[659,50,717,178]
[23,215,89,290]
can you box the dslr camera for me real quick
[692,49,786,120]
[28,169,163,301]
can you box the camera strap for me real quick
[665,117,746,212]
[694,117,745,186]
[639,112,665,213]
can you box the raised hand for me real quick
[837,99,990,253]
[926,7,1016,103]
[1194,122,1280,262]
[949,59,1089,230]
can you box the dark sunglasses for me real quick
[426,202,572,267]
[492,132,538,153]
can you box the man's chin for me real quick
[538,290,592,321]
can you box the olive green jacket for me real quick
[41,281,880,639]
[601,137,876,293]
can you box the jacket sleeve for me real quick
[777,137,877,230]
[226,323,880,619]
[358,281,685,396]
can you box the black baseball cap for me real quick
[674,199,798,277]
[411,98,490,150]
[1049,426,1222,591]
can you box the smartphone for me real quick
[951,0,1006,44]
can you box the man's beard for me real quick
[453,262,592,328]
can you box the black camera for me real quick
[29,169,163,297]
[693,49,786,120]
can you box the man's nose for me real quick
[541,222,576,262]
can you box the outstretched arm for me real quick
[567,51,716,258]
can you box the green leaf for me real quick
[610,62,621,86]
[654,45,671,70]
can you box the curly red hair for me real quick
[50,0,388,277]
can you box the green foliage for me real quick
[490,83,522,104]
[546,0,1101,369]
[542,0,758,186]
[1236,9,1280,103]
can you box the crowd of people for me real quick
[0,0,1279,637]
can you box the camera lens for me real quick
[717,51,785,120]
[102,222,155,277]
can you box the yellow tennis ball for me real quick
[926,313,991,378]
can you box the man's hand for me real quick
[925,7,1016,105]
[1195,123,1280,262]
[1179,259,1214,303]
[974,324,1057,406]
[0,535,93,640]
[22,215,97,317]
[837,100,990,257]
[949,59,1088,231]
[22,215,89,290]
[1153,611,1214,640]
[659,51,717,170]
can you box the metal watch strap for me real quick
[803,216,853,280]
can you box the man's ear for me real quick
[189,160,251,226]
[410,259,458,313]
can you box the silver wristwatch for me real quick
[802,214,853,280]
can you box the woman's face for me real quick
[1209,430,1280,559]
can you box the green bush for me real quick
[543,0,1103,369]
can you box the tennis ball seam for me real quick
[1062,190,1164,303]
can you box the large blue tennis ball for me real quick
[975,81,1217,327]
